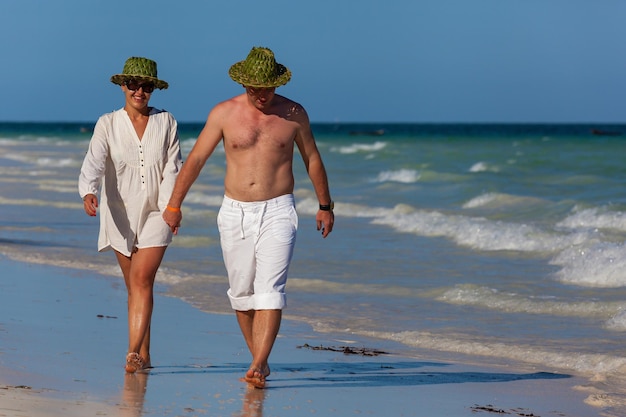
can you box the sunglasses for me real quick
[247,86,275,95]
[125,79,155,93]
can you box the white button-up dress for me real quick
[78,108,182,256]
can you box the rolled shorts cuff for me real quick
[227,289,286,311]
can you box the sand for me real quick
[0,256,602,417]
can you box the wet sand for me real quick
[0,256,600,416]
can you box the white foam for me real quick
[2,152,30,163]
[0,196,82,210]
[37,179,80,194]
[355,329,626,376]
[550,242,626,288]
[0,139,22,146]
[438,284,625,318]
[374,169,420,183]
[606,309,626,331]
[462,193,501,208]
[557,206,626,233]
[2,151,82,169]
[468,161,499,173]
[372,208,578,252]
[0,244,197,287]
[330,141,387,154]
[287,277,423,297]
[298,197,587,253]
[0,246,118,277]
[299,195,626,290]
[462,192,546,209]
[36,157,78,168]
[184,191,225,207]
[294,197,392,217]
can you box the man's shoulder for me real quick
[205,95,242,127]
[275,95,308,122]
[212,94,245,113]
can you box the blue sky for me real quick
[2,1,625,123]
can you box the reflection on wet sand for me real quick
[120,371,149,416]
[117,369,269,416]
[237,385,267,417]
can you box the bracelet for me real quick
[166,205,181,212]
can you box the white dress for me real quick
[78,107,182,256]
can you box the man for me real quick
[163,47,334,388]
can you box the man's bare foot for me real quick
[125,352,147,373]
[241,366,270,389]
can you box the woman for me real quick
[79,57,182,373]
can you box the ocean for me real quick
[2,121,626,412]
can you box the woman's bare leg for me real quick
[115,246,167,371]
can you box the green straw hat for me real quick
[229,47,291,88]
[110,57,169,90]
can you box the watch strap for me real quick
[319,201,334,211]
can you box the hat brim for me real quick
[228,62,291,88]
[110,74,169,90]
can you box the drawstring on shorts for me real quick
[236,201,267,239]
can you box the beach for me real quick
[0,256,600,417]
[3,122,626,416]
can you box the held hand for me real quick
[162,208,182,235]
[316,210,334,238]
[83,194,98,217]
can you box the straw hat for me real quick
[229,47,291,88]
[110,57,169,90]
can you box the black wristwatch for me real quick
[319,201,334,211]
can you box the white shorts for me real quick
[217,194,298,311]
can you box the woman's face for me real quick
[122,79,154,111]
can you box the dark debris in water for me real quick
[471,405,541,416]
[1,385,32,390]
[297,343,389,356]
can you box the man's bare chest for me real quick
[226,121,295,150]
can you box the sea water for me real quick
[1,121,626,413]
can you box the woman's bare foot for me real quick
[242,365,270,389]
[125,352,147,373]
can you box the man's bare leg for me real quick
[115,247,166,372]
[236,309,281,388]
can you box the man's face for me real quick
[245,86,276,110]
